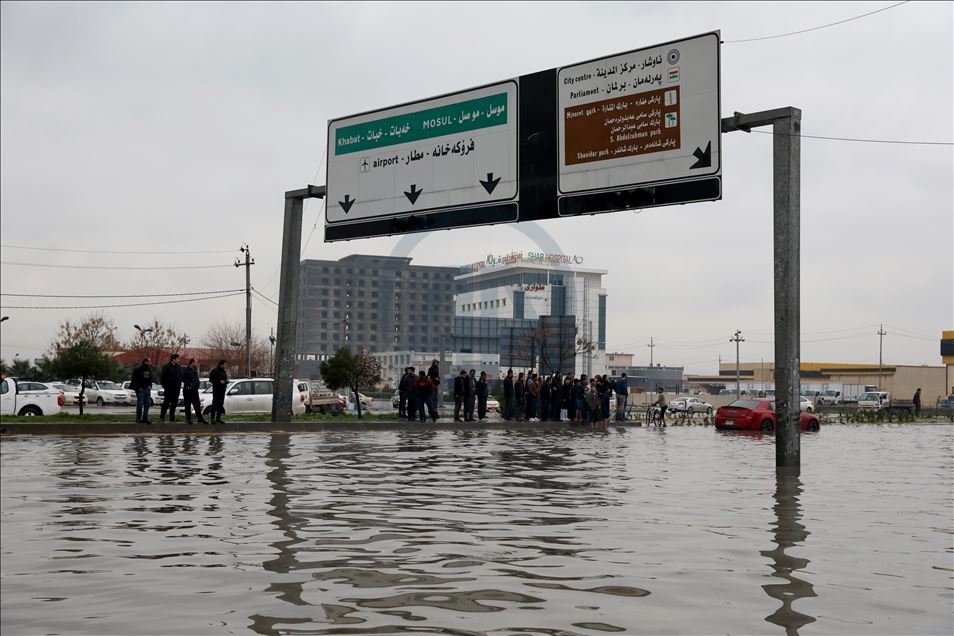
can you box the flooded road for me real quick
[2,425,951,635]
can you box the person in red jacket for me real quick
[413,370,437,423]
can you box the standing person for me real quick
[598,375,612,428]
[573,376,586,422]
[615,373,629,421]
[181,358,208,425]
[415,370,436,422]
[540,376,552,422]
[651,387,668,427]
[406,367,417,421]
[476,371,489,421]
[562,376,573,422]
[515,372,526,421]
[427,359,441,419]
[551,374,563,421]
[159,353,183,422]
[528,374,540,422]
[913,387,921,417]
[209,359,229,425]
[398,367,412,419]
[453,370,466,422]
[130,357,154,424]
[503,369,515,420]
[586,378,600,429]
[464,369,477,422]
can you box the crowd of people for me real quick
[393,362,635,429]
[501,369,630,429]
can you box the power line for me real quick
[0,292,243,310]
[1,243,235,255]
[1,289,243,299]
[749,129,952,146]
[251,288,279,306]
[724,1,910,43]
[1,261,234,271]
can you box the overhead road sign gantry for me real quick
[324,31,720,241]
[326,82,518,234]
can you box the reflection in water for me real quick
[2,426,951,635]
[761,467,817,634]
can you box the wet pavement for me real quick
[1,425,951,635]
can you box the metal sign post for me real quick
[722,108,801,467]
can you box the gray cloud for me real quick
[2,1,951,371]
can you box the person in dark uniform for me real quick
[181,358,208,425]
[159,353,182,422]
[464,369,477,422]
[130,357,153,424]
[398,367,413,419]
[913,387,922,417]
[453,370,466,422]
[405,367,417,421]
[426,359,441,417]
[503,369,515,420]
[476,371,489,421]
[209,359,229,425]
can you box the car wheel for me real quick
[706,407,713,416]
[18,405,42,417]
[96,397,104,406]
[806,407,813,414]
[203,406,214,416]
[808,419,820,432]
[760,420,774,432]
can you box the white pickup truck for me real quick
[0,378,64,416]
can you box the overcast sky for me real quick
[1,1,951,373]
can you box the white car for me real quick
[670,396,714,415]
[486,397,500,413]
[1,378,63,416]
[84,380,132,406]
[51,382,87,405]
[800,396,814,413]
[121,381,164,406]
[197,378,308,417]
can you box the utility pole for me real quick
[648,337,655,368]
[235,244,255,378]
[730,330,745,398]
[877,324,886,390]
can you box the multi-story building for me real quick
[295,254,458,377]
[452,251,607,376]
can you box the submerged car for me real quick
[714,398,820,432]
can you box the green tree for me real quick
[319,348,382,419]
[48,343,117,415]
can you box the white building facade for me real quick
[453,252,607,377]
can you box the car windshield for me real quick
[100,382,121,390]
[858,392,879,400]
[823,390,837,396]
[52,384,70,391]
[728,399,762,409]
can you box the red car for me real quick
[714,398,820,432]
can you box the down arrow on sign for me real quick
[479,172,501,195]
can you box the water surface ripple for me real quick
[1,425,951,635]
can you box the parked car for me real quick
[392,390,401,409]
[197,378,307,417]
[121,381,164,407]
[938,395,954,409]
[800,395,814,413]
[1,378,63,416]
[714,398,820,432]
[84,380,131,406]
[670,396,713,415]
[51,382,87,405]
[486,397,500,413]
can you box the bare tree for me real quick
[202,320,270,377]
[123,318,191,365]
[50,312,120,353]
[533,317,597,376]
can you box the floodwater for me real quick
[1,425,951,635]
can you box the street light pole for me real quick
[236,245,255,379]
[877,324,886,390]
[730,330,745,398]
